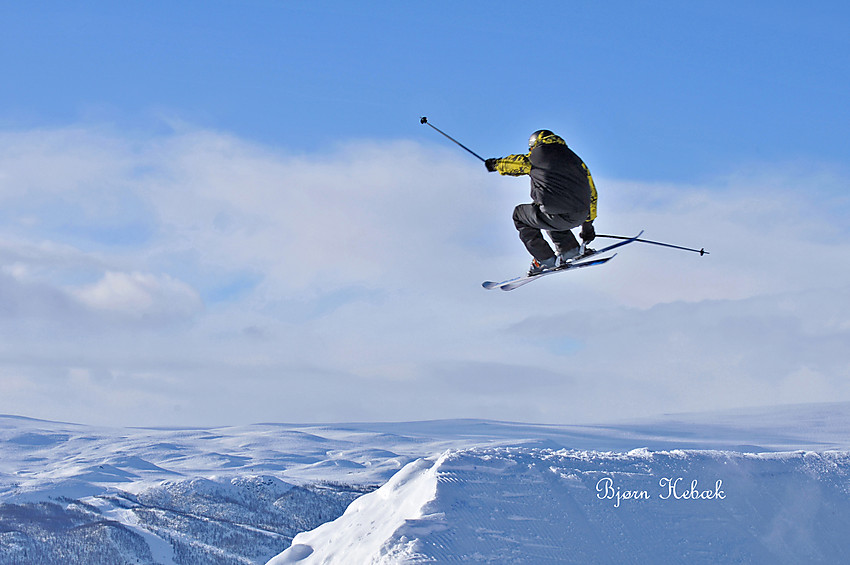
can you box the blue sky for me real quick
[4,1,849,180]
[1,1,849,426]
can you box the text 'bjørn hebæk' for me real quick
[596,476,726,508]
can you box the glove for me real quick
[580,221,596,242]
[484,158,498,172]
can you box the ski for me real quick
[484,254,615,291]
[482,230,644,291]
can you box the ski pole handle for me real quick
[419,117,486,163]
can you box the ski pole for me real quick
[595,234,709,256]
[419,117,486,163]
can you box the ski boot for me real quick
[557,243,594,268]
[528,256,557,276]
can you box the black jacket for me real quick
[494,133,597,219]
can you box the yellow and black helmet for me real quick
[528,129,555,150]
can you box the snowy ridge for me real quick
[270,447,850,565]
[4,403,850,563]
[271,453,448,565]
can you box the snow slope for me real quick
[272,447,850,564]
[269,403,850,564]
[273,454,448,565]
[3,402,850,564]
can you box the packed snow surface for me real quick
[3,402,850,564]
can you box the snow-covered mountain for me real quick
[3,403,850,564]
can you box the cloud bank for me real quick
[0,124,848,426]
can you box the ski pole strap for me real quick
[595,234,709,256]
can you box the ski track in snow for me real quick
[3,403,850,563]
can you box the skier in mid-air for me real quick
[485,130,598,276]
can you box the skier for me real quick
[485,130,598,275]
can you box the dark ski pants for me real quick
[512,203,583,261]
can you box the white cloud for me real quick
[71,271,203,323]
[0,124,848,426]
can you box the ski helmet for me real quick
[528,129,555,150]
